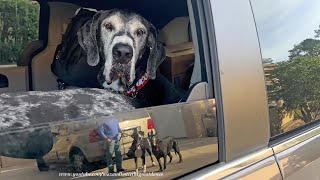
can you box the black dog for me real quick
[148,130,183,172]
[51,8,184,107]
[126,130,156,173]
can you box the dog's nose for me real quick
[112,43,133,64]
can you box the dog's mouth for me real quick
[108,64,131,85]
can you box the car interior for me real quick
[0,0,208,103]
[0,1,217,178]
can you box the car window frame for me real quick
[248,0,320,146]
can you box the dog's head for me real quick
[148,130,158,147]
[132,130,145,142]
[77,9,165,91]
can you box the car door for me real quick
[0,0,284,179]
[179,0,282,179]
[186,0,320,179]
[249,0,320,179]
[272,126,320,180]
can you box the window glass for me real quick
[0,0,40,65]
[0,1,218,179]
[251,0,320,136]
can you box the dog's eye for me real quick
[105,23,114,31]
[136,29,145,36]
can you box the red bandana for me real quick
[124,72,150,97]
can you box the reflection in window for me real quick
[0,1,218,179]
[0,0,40,65]
[0,74,8,88]
[252,0,320,136]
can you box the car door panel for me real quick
[225,156,282,180]
[180,148,281,179]
[273,125,320,180]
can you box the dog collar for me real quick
[124,72,150,97]
[156,143,160,151]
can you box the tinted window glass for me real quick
[251,0,320,136]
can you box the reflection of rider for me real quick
[97,117,125,173]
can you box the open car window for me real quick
[0,0,219,179]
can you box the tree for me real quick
[314,25,320,38]
[0,0,39,65]
[288,38,320,60]
[272,26,320,124]
[270,56,320,123]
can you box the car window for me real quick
[0,0,218,179]
[0,0,40,65]
[251,0,320,137]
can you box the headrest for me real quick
[159,17,190,46]
[17,40,44,66]
[62,8,98,37]
[75,7,98,16]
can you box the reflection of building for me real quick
[263,63,277,86]
[262,59,278,107]
[262,60,304,134]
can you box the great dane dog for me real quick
[148,130,183,172]
[77,9,166,92]
[52,8,182,107]
[126,129,156,173]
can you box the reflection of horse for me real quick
[125,130,155,173]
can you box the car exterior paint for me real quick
[180,0,320,179]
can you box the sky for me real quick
[251,0,320,62]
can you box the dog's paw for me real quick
[143,165,147,173]
[135,169,139,174]
[102,79,125,92]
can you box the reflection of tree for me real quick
[265,27,320,135]
[289,39,320,59]
[0,0,39,65]
[268,28,320,126]
[270,56,320,123]
[263,59,283,136]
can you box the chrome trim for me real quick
[199,0,227,162]
[121,126,140,131]
[273,124,320,154]
[180,148,273,180]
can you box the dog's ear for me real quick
[150,129,155,136]
[77,10,110,66]
[138,131,145,136]
[146,23,166,80]
[148,132,152,138]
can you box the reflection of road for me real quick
[0,137,218,180]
